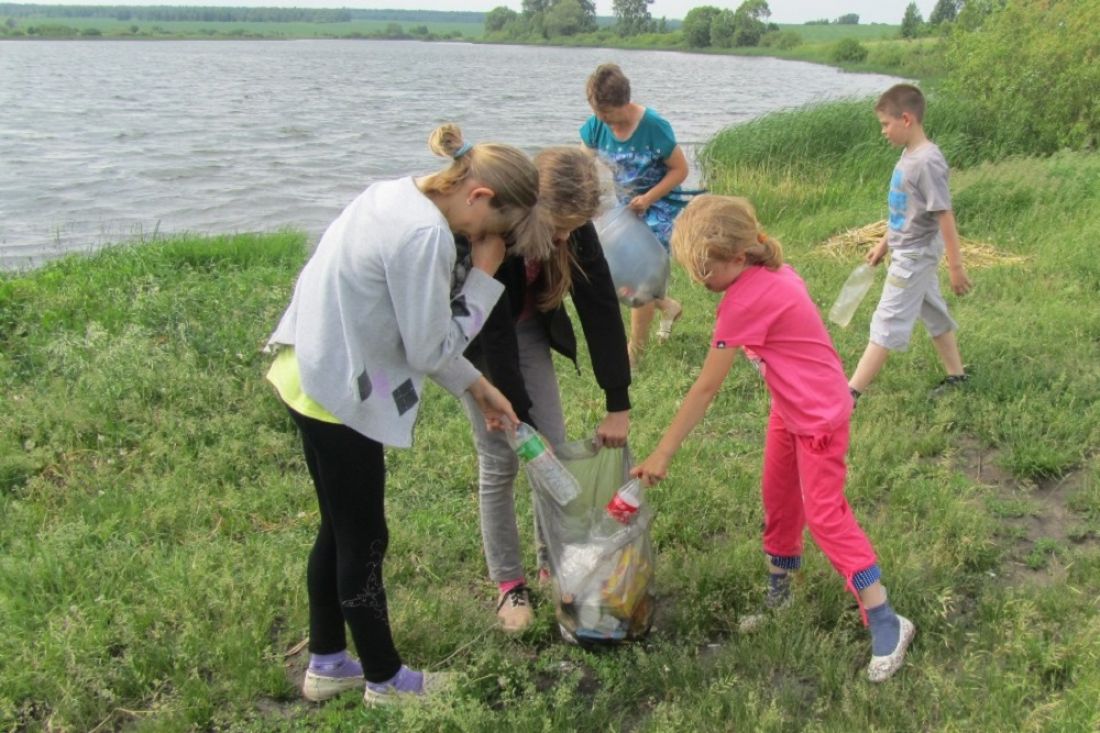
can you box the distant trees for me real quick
[544,0,589,36]
[804,15,859,26]
[612,0,653,36]
[0,3,354,23]
[681,0,773,48]
[929,0,960,25]
[484,6,516,32]
[681,5,719,46]
[900,2,924,38]
[486,0,594,38]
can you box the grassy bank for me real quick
[3,112,1099,730]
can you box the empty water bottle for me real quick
[508,423,581,505]
[828,263,876,327]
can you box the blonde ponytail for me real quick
[421,123,549,260]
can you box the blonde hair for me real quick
[532,146,603,310]
[875,83,926,122]
[586,63,631,109]
[670,195,783,284]
[420,123,550,260]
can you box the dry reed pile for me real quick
[818,220,1030,268]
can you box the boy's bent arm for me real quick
[633,346,738,484]
[938,210,972,295]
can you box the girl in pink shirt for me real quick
[633,195,915,682]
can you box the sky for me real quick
[27,1,941,25]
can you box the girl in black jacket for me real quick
[460,147,632,632]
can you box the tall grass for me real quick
[2,114,1099,729]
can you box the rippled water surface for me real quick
[0,40,902,269]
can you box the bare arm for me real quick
[629,145,690,214]
[938,210,971,295]
[632,346,738,484]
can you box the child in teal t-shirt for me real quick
[581,63,689,369]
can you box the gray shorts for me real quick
[869,243,958,352]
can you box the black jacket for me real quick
[462,222,631,428]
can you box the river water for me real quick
[0,39,902,269]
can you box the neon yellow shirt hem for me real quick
[266,347,341,424]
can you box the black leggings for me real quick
[288,408,401,683]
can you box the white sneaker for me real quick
[301,668,364,702]
[867,615,916,682]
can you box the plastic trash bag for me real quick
[530,438,656,646]
[828,263,876,327]
[594,205,669,308]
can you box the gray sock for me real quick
[867,601,900,656]
[765,572,791,608]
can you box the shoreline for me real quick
[0,29,920,78]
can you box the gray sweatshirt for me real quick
[268,176,504,447]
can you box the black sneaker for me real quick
[930,373,969,398]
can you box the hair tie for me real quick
[757,231,768,244]
[452,141,473,159]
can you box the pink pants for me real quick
[761,410,877,586]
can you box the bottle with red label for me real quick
[605,478,644,524]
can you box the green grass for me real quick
[2,111,1099,730]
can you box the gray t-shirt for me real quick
[886,142,952,252]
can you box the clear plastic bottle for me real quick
[507,423,581,505]
[828,263,876,328]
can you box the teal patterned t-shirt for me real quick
[580,107,686,248]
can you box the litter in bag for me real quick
[594,205,670,308]
[530,438,656,646]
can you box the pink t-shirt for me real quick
[712,264,852,434]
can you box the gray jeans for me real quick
[462,318,566,583]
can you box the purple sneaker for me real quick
[363,665,453,706]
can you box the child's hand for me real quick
[627,194,652,214]
[467,376,518,432]
[949,264,972,295]
[866,237,888,266]
[631,453,670,486]
[595,410,630,448]
[469,233,507,275]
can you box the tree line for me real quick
[0,4,485,24]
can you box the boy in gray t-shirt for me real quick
[848,84,972,401]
